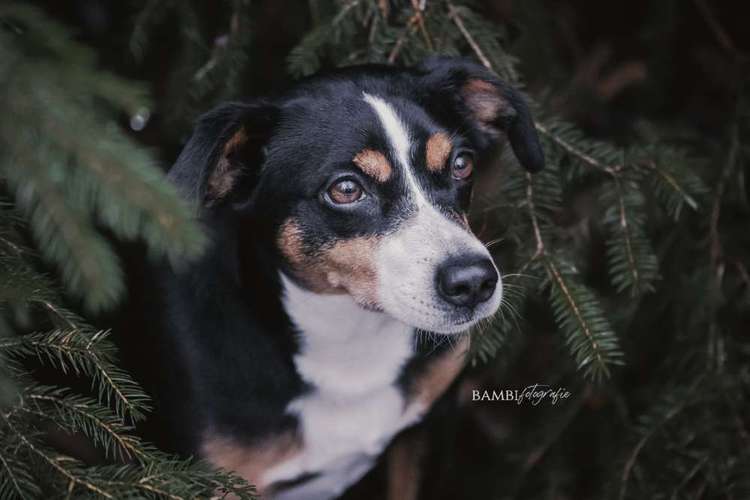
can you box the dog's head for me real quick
[170,57,544,334]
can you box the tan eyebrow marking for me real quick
[425,132,452,172]
[353,149,392,183]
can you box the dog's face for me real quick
[171,57,544,334]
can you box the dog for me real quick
[150,56,544,500]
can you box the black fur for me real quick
[121,57,543,494]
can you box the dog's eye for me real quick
[328,179,365,204]
[452,153,474,180]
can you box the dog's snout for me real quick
[436,256,498,308]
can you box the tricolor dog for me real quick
[154,57,544,499]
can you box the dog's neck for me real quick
[279,273,416,397]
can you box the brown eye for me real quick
[328,179,365,204]
[452,153,474,180]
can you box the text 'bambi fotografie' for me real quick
[472,384,572,406]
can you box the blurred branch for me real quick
[692,0,746,61]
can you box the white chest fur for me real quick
[265,275,425,500]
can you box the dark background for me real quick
[36,1,748,157]
[26,1,749,499]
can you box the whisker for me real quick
[484,237,505,249]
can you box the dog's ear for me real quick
[168,101,280,208]
[416,56,544,172]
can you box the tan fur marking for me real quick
[463,78,496,95]
[202,431,301,496]
[425,132,452,172]
[278,219,381,307]
[224,127,248,155]
[322,237,380,306]
[353,149,392,183]
[207,127,248,201]
[278,219,307,267]
[409,335,469,408]
[461,79,511,124]
[386,428,426,500]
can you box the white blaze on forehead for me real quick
[362,92,428,207]
[362,92,503,334]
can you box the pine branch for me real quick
[1,4,207,311]
[445,1,659,301]
[602,178,659,296]
[387,9,418,64]
[276,1,746,496]
[618,380,702,500]
[523,172,623,381]
[0,4,148,115]
[2,151,124,313]
[648,165,701,220]
[0,330,150,422]
[447,2,493,70]
[7,74,206,263]
[22,386,150,462]
[0,5,261,497]
[535,120,623,176]
[534,119,664,298]
[287,0,366,77]
[0,444,40,500]
[631,146,705,219]
[190,0,254,102]
[447,2,519,81]
[544,256,624,382]
[525,173,546,259]
[1,411,258,499]
[0,414,117,499]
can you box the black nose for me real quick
[436,256,498,308]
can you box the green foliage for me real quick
[614,375,750,500]
[0,4,255,499]
[543,256,624,381]
[283,1,749,498]
[130,0,254,137]
[0,4,206,312]
[286,0,649,383]
[641,145,706,220]
[601,177,659,296]
[1,329,150,422]
[2,0,746,498]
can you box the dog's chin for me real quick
[414,315,482,335]
[400,293,500,335]
[381,304,500,335]
[349,289,502,334]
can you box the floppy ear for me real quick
[416,56,545,172]
[168,101,279,208]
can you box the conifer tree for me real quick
[0,4,254,498]
[2,0,747,498]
